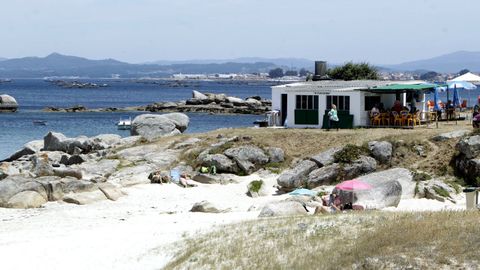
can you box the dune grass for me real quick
[164,211,480,270]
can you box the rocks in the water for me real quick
[7,191,47,209]
[309,147,341,167]
[258,201,308,217]
[433,130,469,142]
[190,200,227,213]
[277,160,318,190]
[307,163,341,188]
[368,141,392,163]
[130,113,189,141]
[192,90,209,100]
[0,94,18,112]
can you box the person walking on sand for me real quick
[327,104,339,131]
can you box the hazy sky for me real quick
[1,0,478,64]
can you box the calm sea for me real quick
[0,79,275,159]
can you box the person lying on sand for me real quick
[179,173,198,188]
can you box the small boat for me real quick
[33,120,47,126]
[117,116,132,130]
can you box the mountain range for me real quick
[0,51,478,78]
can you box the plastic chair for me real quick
[392,111,402,126]
[371,113,382,126]
[400,111,409,126]
[381,113,390,126]
[407,111,421,126]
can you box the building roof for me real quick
[272,80,426,93]
[365,83,437,93]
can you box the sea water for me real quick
[0,79,275,159]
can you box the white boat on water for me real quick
[117,116,132,130]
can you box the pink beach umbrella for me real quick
[335,179,373,191]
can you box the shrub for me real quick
[248,180,264,193]
[432,186,450,198]
[412,171,432,182]
[334,144,368,163]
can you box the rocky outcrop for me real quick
[258,201,308,217]
[368,141,392,164]
[190,200,228,213]
[192,173,238,184]
[7,191,47,209]
[357,168,414,199]
[43,132,121,154]
[433,130,470,142]
[224,145,269,174]
[416,180,456,203]
[265,147,285,163]
[343,156,377,180]
[130,113,189,141]
[307,163,341,188]
[309,147,341,167]
[454,135,480,184]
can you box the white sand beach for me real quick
[0,171,466,270]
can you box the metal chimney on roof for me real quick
[312,61,330,81]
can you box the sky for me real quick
[0,0,478,64]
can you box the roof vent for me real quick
[312,61,331,81]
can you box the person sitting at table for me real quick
[446,100,455,120]
[391,100,403,113]
[370,104,380,117]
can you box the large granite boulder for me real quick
[224,145,269,174]
[416,180,456,202]
[197,153,239,174]
[307,163,341,188]
[7,140,44,161]
[190,200,228,213]
[226,96,246,106]
[309,147,342,167]
[63,190,107,205]
[343,155,377,180]
[192,90,209,100]
[368,141,392,163]
[357,168,415,199]
[277,160,318,190]
[339,179,402,209]
[7,191,47,209]
[0,94,18,111]
[258,201,308,217]
[265,147,285,163]
[131,113,188,141]
[163,113,190,132]
[43,132,70,152]
[192,173,238,184]
[457,135,480,159]
[0,175,47,207]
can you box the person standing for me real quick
[328,104,339,131]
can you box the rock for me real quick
[173,138,202,149]
[357,168,415,199]
[368,141,392,163]
[192,173,238,184]
[277,160,318,190]
[130,114,184,141]
[118,136,142,148]
[109,164,153,187]
[52,167,83,179]
[190,200,227,213]
[247,180,269,197]
[72,159,119,182]
[0,94,19,111]
[7,191,47,209]
[457,135,480,159]
[43,132,69,152]
[60,154,85,166]
[258,201,308,217]
[89,134,122,149]
[198,153,239,174]
[63,189,107,205]
[224,145,269,174]
[433,130,469,142]
[192,90,208,100]
[265,147,285,163]
[307,163,341,188]
[62,179,97,194]
[343,155,377,180]
[417,180,456,202]
[348,180,402,209]
[7,140,44,161]
[226,96,245,106]
[162,113,190,132]
[455,158,480,183]
[36,176,65,201]
[0,176,47,207]
[97,182,124,201]
[309,147,342,167]
[32,153,54,177]
[245,98,262,106]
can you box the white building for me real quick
[271,80,434,128]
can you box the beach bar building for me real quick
[271,80,436,129]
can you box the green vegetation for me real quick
[165,211,480,269]
[412,171,432,182]
[248,180,264,193]
[432,186,451,198]
[328,62,379,81]
[334,144,369,163]
[268,68,284,78]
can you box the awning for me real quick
[364,83,438,93]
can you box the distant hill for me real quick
[150,57,314,70]
[0,53,279,78]
[385,51,480,73]
[0,57,6,61]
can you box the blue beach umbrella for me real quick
[447,81,477,107]
[433,87,441,111]
[453,85,460,107]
